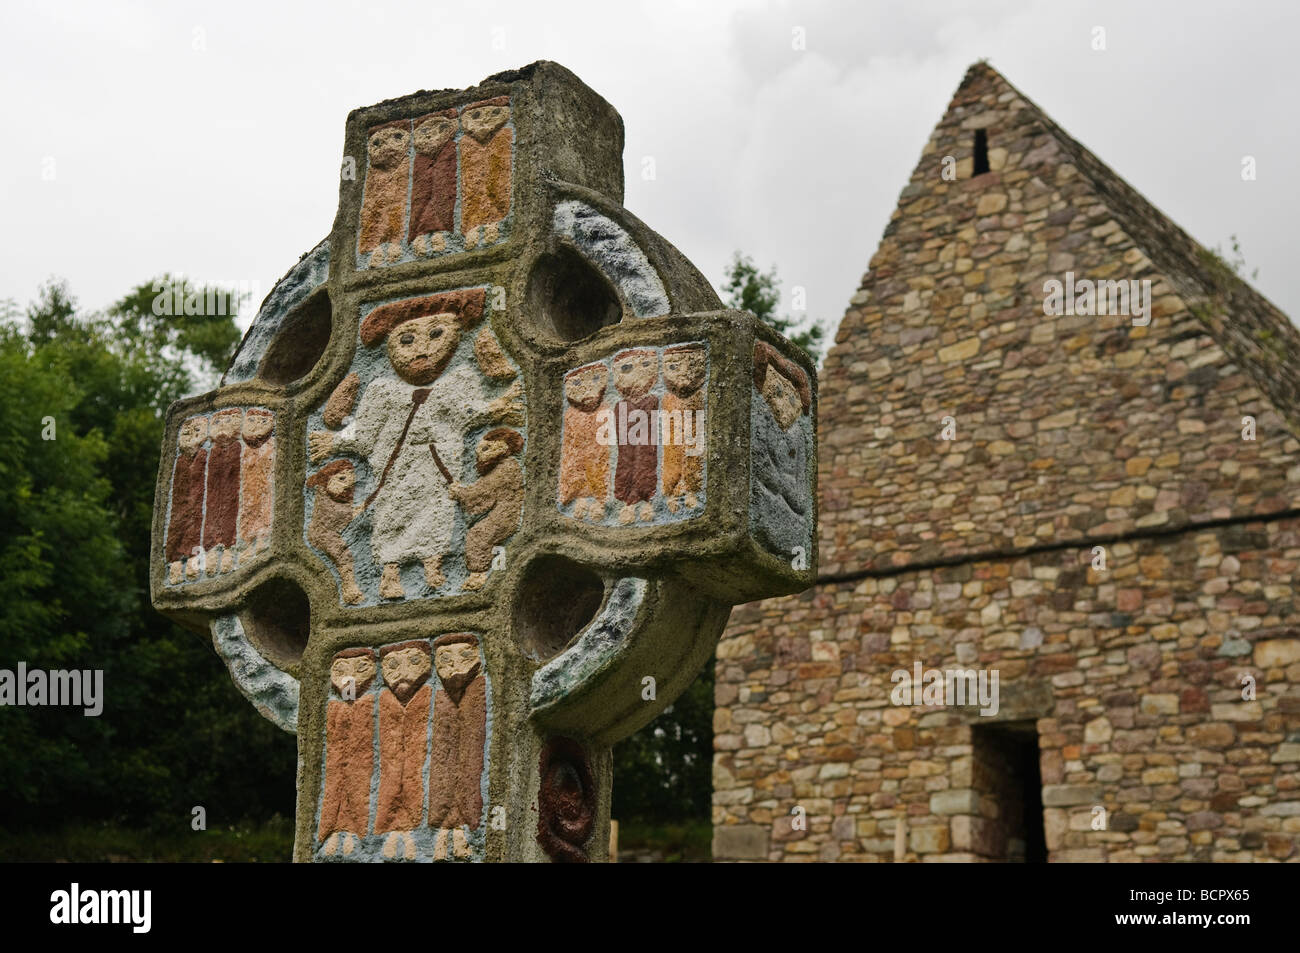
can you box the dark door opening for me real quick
[971,720,1046,863]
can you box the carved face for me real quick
[564,364,608,412]
[382,646,432,704]
[326,468,356,502]
[242,409,273,443]
[210,409,243,441]
[178,416,208,454]
[413,114,457,154]
[331,653,376,698]
[368,125,410,170]
[663,347,706,396]
[761,367,802,431]
[461,103,509,142]
[435,641,480,683]
[613,350,658,399]
[477,436,510,472]
[386,313,460,385]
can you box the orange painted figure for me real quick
[559,362,611,521]
[237,408,275,561]
[458,97,511,247]
[661,344,707,513]
[358,120,411,267]
[319,648,377,857]
[374,640,432,860]
[427,633,487,860]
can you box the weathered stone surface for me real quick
[152,62,817,863]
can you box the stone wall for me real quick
[714,517,1300,862]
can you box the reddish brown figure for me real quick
[305,460,365,605]
[612,348,659,524]
[237,408,275,563]
[358,120,411,267]
[458,97,511,247]
[449,428,524,591]
[409,109,458,257]
[428,633,486,860]
[203,408,243,574]
[166,414,209,583]
[319,648,377,857]
[559,363,611,521]
[374,640,432,860]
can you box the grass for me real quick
[0,816,295,863]
[615,819,712,863]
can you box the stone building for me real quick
[711,63,1300,862]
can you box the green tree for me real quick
[0,277,295,833]
[721,252,826,360]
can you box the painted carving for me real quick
[459,97,512,249]
[612,349,659,524]
[559,363,611,521]
[319,648,377,857]
[750,342,813,557]
[448,428,524,591]
[237,408,275,559]
[537,737,596,863]
[557,342,707,526]
[165,407,275,585]
[375,640,432,860]
[202,408,243,574]
[410,109,459,257]
[357,98,512,269]
[306,288,525,604]
[661,344,707,513]
[322,372,360,429]
[305,461,365,605]
[428,633,487,860]
[167,414,208,583]
[358,121,411,267]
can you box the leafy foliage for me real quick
[721,252,827,360]
[0,277,293,830]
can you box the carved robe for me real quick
[374,683,431,833]
[428,674,486,830]
[238,431,274,550]
[166,446,207,563]
[662,389,704,498]
[202,433,241,549]
[460,124,511,232]
[614,393,659,505]
[560,404,609,504]
[319,695,374,840]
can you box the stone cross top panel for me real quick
[150,62,817,862]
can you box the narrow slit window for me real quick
[973,128,990,176]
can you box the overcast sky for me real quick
[3,0,1296,339]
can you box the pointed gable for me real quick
[817,62,1300,577]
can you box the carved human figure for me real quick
[559,362,611,521]
[358,120,411,267]
[661,344,707,513]
[375,640,433,860]
[458,97,511,248]
[409,109,458,257]
[319,648,377,857]
[167,414,209,583]
[428,633,486,860]
[306,460,365,605]
[448,429,524,591]
[308,292,522,601]
[612,349,660,524]
[751,342,812,554]
[237,408,275,561]
[203,408,244,574]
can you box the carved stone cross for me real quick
[151,62,817,862]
